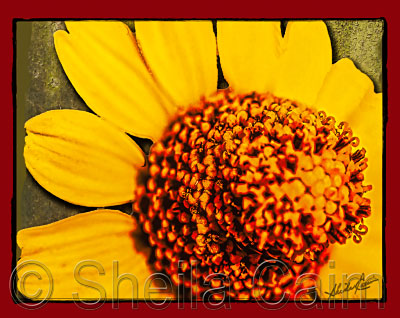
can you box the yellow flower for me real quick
[17,20,382,301]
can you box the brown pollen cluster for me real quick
[133,90,372,300]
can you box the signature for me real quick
[324,273,379,299]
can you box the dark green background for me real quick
[15,20,384,233]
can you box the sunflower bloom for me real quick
[17,20,382,301]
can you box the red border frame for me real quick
[1,0,398,316]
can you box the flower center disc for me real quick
[134,90,372,299]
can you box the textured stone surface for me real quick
[326,19,384,92]
[16,20,384,231]
[17,22,87,230]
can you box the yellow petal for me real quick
[350,91,383,174]
[346,91,383,150]
[274,21,332,105]
[351,92,382,260]
[319,219,383,300]
[24,110,144,207]
[54,21,172,141]
[315,58,374,122]
[217,21,282,94]
[319,235,383,300]
[17,210,170,300]
[319,92,383,300]
[135,20,218,108]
